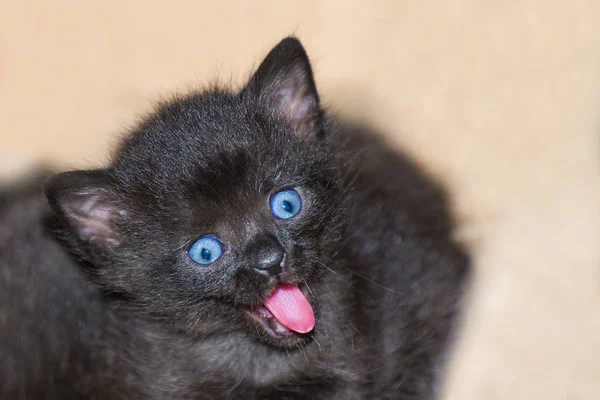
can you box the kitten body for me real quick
[0,38,468,399]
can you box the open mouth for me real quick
[248,283,315,340]
[250,304,296,338]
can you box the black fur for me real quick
[0,37,469,399]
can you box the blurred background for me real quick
[1,1,599,398]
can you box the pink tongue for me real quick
[263,284,315,334]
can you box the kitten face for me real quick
[46,38,343,348]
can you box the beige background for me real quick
[1,1,599,398]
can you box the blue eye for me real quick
[188,236,223,265]
[270,189,302,220]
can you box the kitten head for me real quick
[46,37,343,348]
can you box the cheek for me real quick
[151,254,227,301]
[288,242,308,261]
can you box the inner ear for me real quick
[46,170,123,247]
[243,37,322,139]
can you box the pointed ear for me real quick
[244,37,323,139]
[45,169,124,248]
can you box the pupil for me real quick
[282,200,293,213]
[201,248,211,260]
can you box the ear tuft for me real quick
[46,170,123,248]
[244,37,322,139]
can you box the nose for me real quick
[249,234,285,276]
[257,248,284,275]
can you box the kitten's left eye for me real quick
[270,189,302,220]
[188,236,223,265]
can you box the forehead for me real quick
[112,92,325,200]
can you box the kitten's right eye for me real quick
[188,236,223,265]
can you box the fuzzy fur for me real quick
[0,38,469,399]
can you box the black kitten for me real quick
[0,38,469,399]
